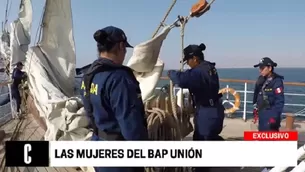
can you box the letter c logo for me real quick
[24,144,32,164]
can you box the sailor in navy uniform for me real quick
[253,57,285,132]
[11,61,27,115]
[168,43,225,141]
[80,26,148,172]
[168,43,224,172]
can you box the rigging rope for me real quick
[145,0,182,142]
[169,0,217,138]
[3,0,10,28]
[145,2,218,172]
[146,0,218,141]
[151,0,177,38]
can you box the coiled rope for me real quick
[144,1,188,171]
[145,0,181,141]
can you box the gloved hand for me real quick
[269,118,276,124]
[253,104,258,124]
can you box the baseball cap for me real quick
[182,43,206,62]
[16,61,24,66]
[98,26,133,48]
[253,57,277,68]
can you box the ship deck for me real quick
[0,114,80,172]
[0,113,305,172]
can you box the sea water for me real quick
[1,68,304,125]
[155,68,305,117]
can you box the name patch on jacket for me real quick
[80,81,98,95]
[264,88,272,92]
[208,68,217,76]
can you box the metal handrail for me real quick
[3,77,305,119]
[75,76,305,119]
[156,77,305,120]
[160,77,305,86]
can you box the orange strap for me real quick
[190,0,211,17]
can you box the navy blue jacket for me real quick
[80,58,148,141]
[253,75,266,105]
[168,60,224,139]
[168,61,220,106]
[256,74,285,117]
[11,68,25,91]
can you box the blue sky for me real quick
[1,0,305,68]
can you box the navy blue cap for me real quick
[182,43,206,62]
[99,26,133,48]
[16,61,24,66]
[254,57,277,68]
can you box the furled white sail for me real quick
[24,0,92,141]
[127,26,171,102]
[9,0,32,71]
[0,31,10,65]
[0,31,13,123]
[24,0,175,146]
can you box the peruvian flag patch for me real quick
[275,87,283,94]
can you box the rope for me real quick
[144,3,189,171]
[168,18,186,140]
[146,0,218,145]
[169,0,217,133]
[178,16,187,125]
[3,0,10,28]
[151,0,177,38]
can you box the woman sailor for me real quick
[80,26,148,172]
[253,57,285,132]
[168,43,225,172]
[168,43,225,141]
[253,57,285,172]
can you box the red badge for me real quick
[275,87,283,94]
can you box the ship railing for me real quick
[2,76,305,124]
[0,88,12,126]
[158,77,305,121]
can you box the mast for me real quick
[3,0,10,32]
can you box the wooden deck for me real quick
[0,114,80,172]
[0,114,304,172]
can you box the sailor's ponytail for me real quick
[198,43,206,51]
[93,30,115,52]
[93,30,108,45]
